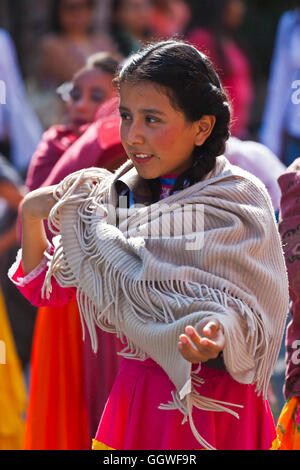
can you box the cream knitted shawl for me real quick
[42,155,289,450]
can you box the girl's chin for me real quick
[129,158,160,179]
[132,164,160,180]
[70,121,90,134]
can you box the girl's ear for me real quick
[194,115,216,146]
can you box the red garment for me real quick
[25,125,78,191]
[94,358,276,450]
[41,98,125,188]
[278,159,300,400]
[186,28,253,138]
[10,255,87,450]
[26,98,125,192]
[24,300,90,450]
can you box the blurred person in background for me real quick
[0,157,37,375]
[0,29,41,410]
[109,0,153,57]
[224,136,286,216]
[185,0,254,139]
[272,156,300,449]
[260,5,300,166]
[148,0,191,39]
[0,28,43,176]
[26,51,119,191]
[32,0,117,128]
[0,155,33,450]
[39,0,117,86]
[0,285,27,450]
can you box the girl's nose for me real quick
[126,121,145,146]
[74,97,88,111]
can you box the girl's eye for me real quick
[70,87,81,101]
[120,112,132,121]
[146,115,160,124]
[90,89,105,102]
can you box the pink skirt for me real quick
[93,358,276,450]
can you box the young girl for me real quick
[10,40,289,450]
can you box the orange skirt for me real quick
[272,397,300,450]
[23,300,90,450]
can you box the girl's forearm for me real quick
[21,214,49,274]
[20,186,57,274]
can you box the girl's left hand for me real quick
[178,320,225,364]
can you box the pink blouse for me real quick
[8,247,76,308]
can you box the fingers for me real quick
[178,322,225,363]
[178,334,203,363]
[202,320,219,338]
[202,320,225,348]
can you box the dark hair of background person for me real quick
[79,51,121,77]
[49,0,96,34]
[114,39,231,198]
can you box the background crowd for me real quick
[0,0,300,450]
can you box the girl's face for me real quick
[119,81,207,179]
[67,68,116,133]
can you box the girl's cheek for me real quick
[90,102,101,120]
[152,127,179,148]
[120,126,127,145]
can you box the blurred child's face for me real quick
[116,0,152,37]
[119,81,205,179]
[223,0,245,30]
[67,68,116,133]
[59,0,94,34]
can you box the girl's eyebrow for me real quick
[118,105,129,112]
[119,105,166,115]
[141,108,165,115]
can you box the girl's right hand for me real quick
[178,321,225,363]
[21,185,57,220]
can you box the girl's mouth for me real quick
[132,153,155,164]
[73,118,90,127]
